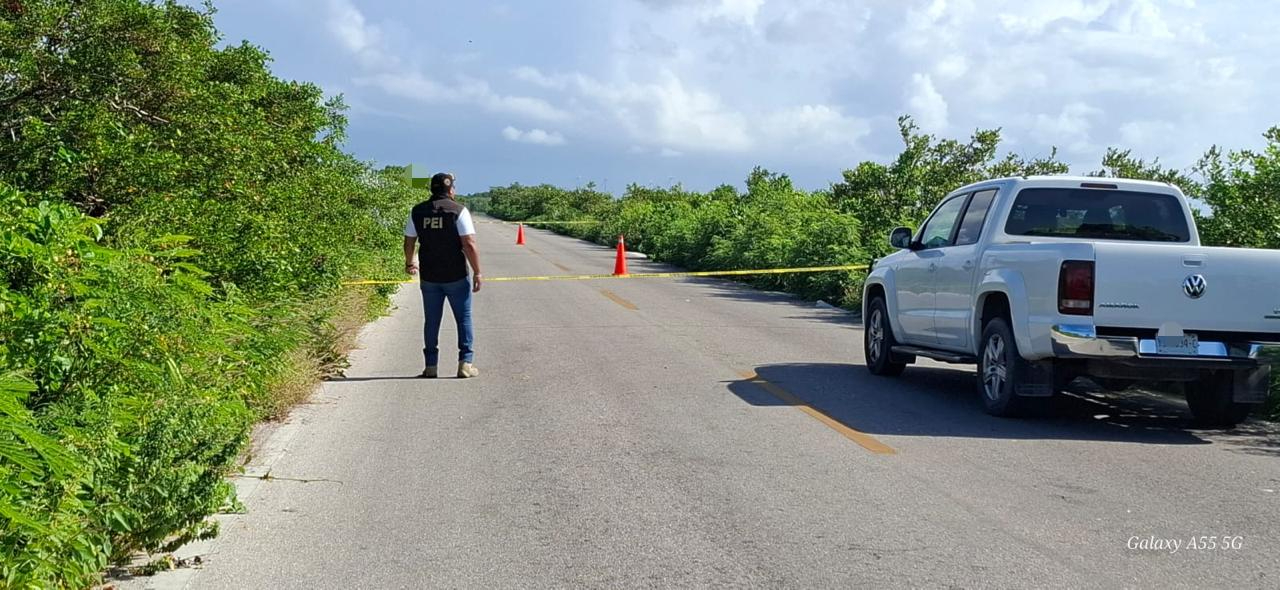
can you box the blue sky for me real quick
[204,0,1280,194]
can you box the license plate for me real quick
[1155,334,1199,355]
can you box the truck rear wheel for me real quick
[1185,372,1256,428]
[865,297,906,377]
[978,317,1051,417]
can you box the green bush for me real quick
[832,117,1069,262]
[1,193,250,586]
[484,169,866,307]
[1,168,413,590]
[0,1,421,585]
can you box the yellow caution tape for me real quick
[341,264,869,286]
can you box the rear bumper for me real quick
[1050,324,1267,369]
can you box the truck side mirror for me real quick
[889,227,914,250]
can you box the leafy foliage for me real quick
[0,1,420,586]
[1,193,248,585]
[1089,148,1200,194]
[487,169,864,305]
[1195,128,1280,250]
[831,116,1068,262]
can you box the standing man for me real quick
[404,172,482,378]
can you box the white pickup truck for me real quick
[863,175,1279,426]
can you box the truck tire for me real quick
[977,317,1049,417]
[865,297,906,377]
[1185,372,1255,428]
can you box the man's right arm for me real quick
[403,214,418,275]
[404,236,418,275]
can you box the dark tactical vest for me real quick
[410,196,469,283]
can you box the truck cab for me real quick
[863,176,1279,426]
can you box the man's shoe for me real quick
[457,362,479,378]
[419,366,438,378]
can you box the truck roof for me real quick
[953,175,1183,195]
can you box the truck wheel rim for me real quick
[983,334,1007,401]
[868,309,885,362]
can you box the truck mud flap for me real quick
[1015,360,1056,397]
[1234,365,1272,404]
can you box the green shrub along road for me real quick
[0,1,418,586]
[475,120,1280,423]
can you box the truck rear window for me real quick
[1004,188,1191,242]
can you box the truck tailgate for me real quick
[1092,243,1280,337]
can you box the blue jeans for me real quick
[420,278,474,366]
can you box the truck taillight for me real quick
[1059,261,1094,316]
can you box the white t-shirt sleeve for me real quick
[456,208,476,236]
[404,216,417,238]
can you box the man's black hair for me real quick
[430,172,455,197]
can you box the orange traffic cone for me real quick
[613,235,628,276]
[515,223,525,245]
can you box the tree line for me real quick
[1,1,421,585]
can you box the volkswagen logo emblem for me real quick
[1183,274,1207,299]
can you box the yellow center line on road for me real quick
[527,248,573,273]
[599,289,639,310]
[739,370,897,455]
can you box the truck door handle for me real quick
[929,263,938,272]
[962,260,974,271]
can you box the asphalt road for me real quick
[139,219,1279,589]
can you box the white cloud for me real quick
[502,126,567,146]
[636,0,765,26]
[356,72,570,122]
[762,104,871,150]
[326,0,372,52]
[1093,0,1176,38]
[326,1,568,123]
[907,73,949,132]
[521,68,754,152]
[934,54,968,80]
[298,0,1280,184]
[511,66,870,156]
[456,77,571,121]
[325,0,397,68]
[1030,102,1104,154]
[709,0,766,25]
[1119,119,1178,148]
[660,147,684,157]
[512,66,561,89]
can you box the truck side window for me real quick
[918,195,968,249]
[955,189,998,246]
